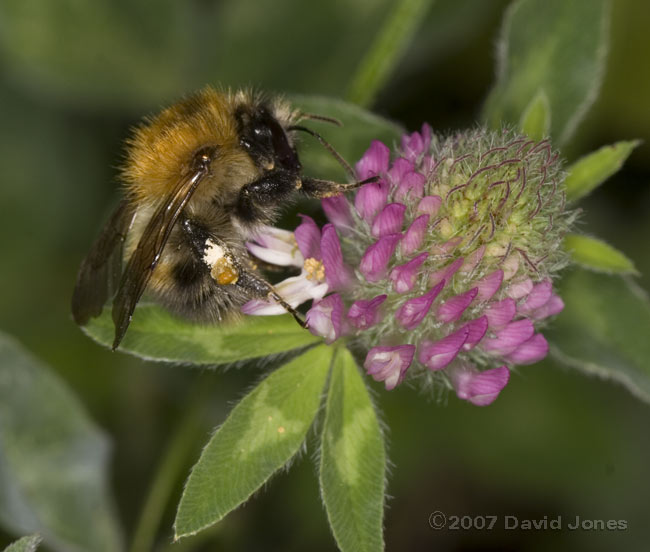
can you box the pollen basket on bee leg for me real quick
[203,239,239,285]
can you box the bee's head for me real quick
[235,103,301,175]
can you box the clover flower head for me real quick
[244,125,574,405]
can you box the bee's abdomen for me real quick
[172,257,206,289]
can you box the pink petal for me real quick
[387,157,413,185]
[401,123,432,162]
[504,333,549,365]
[322,195,354,231]
[355,140,390,180]
[306,293,346,344]
[389,252,428,293]
[429,257,464,287]
[481,319,535,355]
[401,214,429,256]
[475,270,504,302]
[421,123,433,151]
[294,215,322,260]
[246,226,303,267]
[416,195,442,217]
[501,254,520,280]
[437,288,478,323]
[517,279,553,314]
[531,294,565,320]
[354,180,390,223]
[395,280,445,330]
[364,344,415,390]
[394,171,425,202]
[248,225,295,249]
[484,298,516,329]
[371,203,407,237]
[450,365,510,406]
[241,274,328,315]
[401,132,424,162]
[460,245,486,273]
[246,241,299,267]
[359,233,401,283]
[321,224,355,290]
[507,277,533,299]
[459,316,489,350]
[431,236,463,255]
[347,294,387,330]
[418,326,469,371]
[421,155,436,175]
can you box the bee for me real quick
[72,87,373,350]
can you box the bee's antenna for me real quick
[298,113,343,126]
[287,125,355,180]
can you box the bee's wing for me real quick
[111,166,210,350]
[72,199,136,326]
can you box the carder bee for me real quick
[71,87,373,350]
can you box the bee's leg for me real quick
[235,270,307,328]
[300,175,380,198]
[235,169,298,225]
[179,217,306,327]
[179,218,241,285]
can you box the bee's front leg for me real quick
[234,169,299,225]
[300,175,380,198]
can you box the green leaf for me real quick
[174,345,333,539]
[291,95,404,181]
[83,305,319,365]
[0,334,123,552]
[547,268,650,403]
[3,535,42,552]
[320,347,385,552]
[564,234,638,275]
[483,0,610,145]
[346,0,434,107]
[564,140,641,202]
[519,89,551,140]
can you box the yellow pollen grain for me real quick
[304,257,325,281]
[211,257,239,285]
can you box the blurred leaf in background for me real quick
[3,535,41,552]
[548,269,650,403]
[0,0,399,109]
[483,0,610,145]
[0,334,123,551]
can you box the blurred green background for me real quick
[1,0,649,550]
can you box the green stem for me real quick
[129,382,211,552]
[346,0,434,108]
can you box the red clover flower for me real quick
[243,126,574,405]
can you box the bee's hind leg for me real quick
[235,270,307,328]
[179,216,307,328]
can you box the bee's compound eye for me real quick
[240,138,252,149]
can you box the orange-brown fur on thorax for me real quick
[120,87,297,208]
